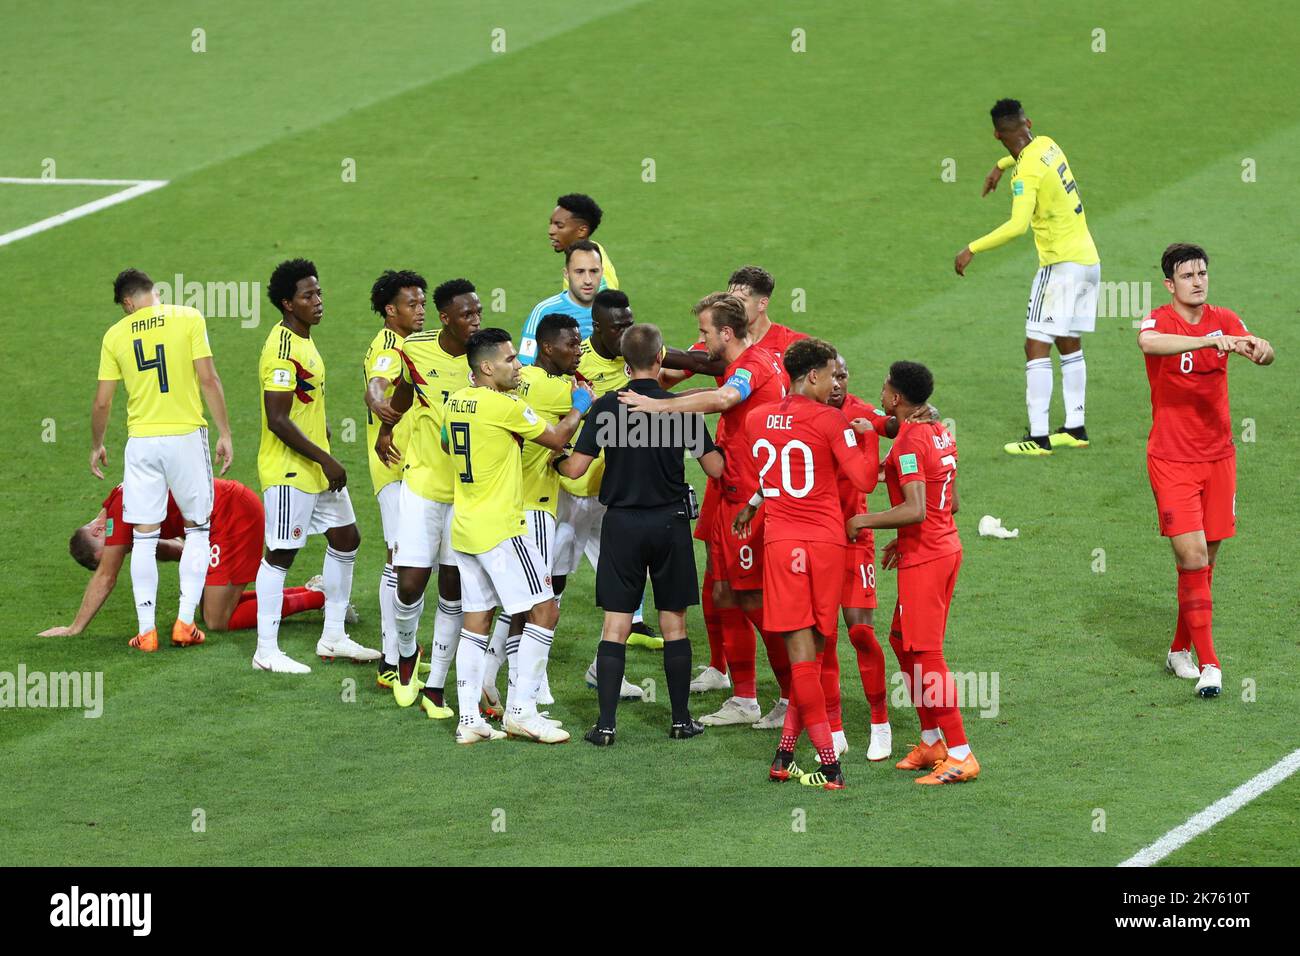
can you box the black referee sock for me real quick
[663,638,692,724]
[596,640,626,730]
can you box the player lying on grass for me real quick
[1138,242,1274,699]
[44,478,325,637]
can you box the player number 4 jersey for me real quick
[98,303,212,437]
[883,421,961,566]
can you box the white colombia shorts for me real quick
[263,485,356,550]
[376,481,403,547]
[455,534,554,615]
[526,509,558,575]
[1025,261,1101,344]
[123,427,213,524]
[553,491,606,576]
[392,483,453,569]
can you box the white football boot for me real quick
[316,633,382,662]
[1166,650,1200,679]
[584,660,645,700]
[699,696,761,726]
[752,698,788,729]
[866,723,893,761]
[1195,664,1222,698]
[832,730,849,759]
[252,650,311,674]
[505,711,571,744]
[689,665,732,694]
[455,719,507,745]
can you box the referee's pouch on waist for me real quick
[685,486,700,520]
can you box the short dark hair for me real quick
[557,193,603,235]
[888,360,934,405]
[69,527,99,571]
[113,269,153,305]
[370,269,427,317]
[621,324,664,370]
[1161,243,1209,280]
[593,288,629,315]
[433,278,475,313]
[269,258,318,314]
[728,265,775,298]
[693,291,747,338]
[564,239,602,265]
[990,98,1025,127]
[784,338,837,382]
[466,327,512,370]
[536,313,579,348]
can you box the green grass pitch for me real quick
[1,0,1297,866]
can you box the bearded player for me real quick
[1139,243,1274,698]
[848,362,979,785]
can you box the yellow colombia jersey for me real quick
[363,326,413,495]
[98,303,212,437]
[562,240,620,293]
[517,365,575,516]
[559,337,630,498]
[258,323,329,494]
[443,386,547,554]
[969,135,1099,267]
[398,330,473,504]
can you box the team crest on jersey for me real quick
[289,359,316,403]
[292,526,304,540]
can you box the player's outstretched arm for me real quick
[534,383,595,451]
[848,480,926,535]
[40,542,128,636]
[194,357,233,475]
[89,380,116,479]
[620,384,742,415]
[1138,330,1241,357]
[557,451,594,480]
[265,390,346,491]
[661,347,727,379]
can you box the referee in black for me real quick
[559,324,724,745]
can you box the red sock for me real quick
[916,649,967,748]
[746,610,792,699]
[720,606,756,698]
[819,635,843,733]
[226,587,324,630]
[1177,567,1218,668]
[1171,606,1191,652]
[891,635,938,733]
[701,569,727,673]
[791,660,836,766]
[849,623,888,722]
[779,685,805,753]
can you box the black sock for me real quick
[1066,424,1088,439]
[662,638,692,723]
[398,650,419,684]
[596,640,625,730]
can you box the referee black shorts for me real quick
[596,505,699,613]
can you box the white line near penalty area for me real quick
[1119,746,1300,867]
[0,177,169,247]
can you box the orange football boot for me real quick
[895,739,948,770]
[915,753,980,785]
[128,629,159,652]
[171,620,206,647]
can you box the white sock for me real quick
[510,623,555,717]
[395,595,424,659]
[429,593,462,689]
[255,559,287,657]
[455,629,489,723]
[504,631,521,713]
[130,529,161,634]
[482,615,510,692]
[948,744,972,760]
[379,564,399,665]
[871,721,891,732]
[1025,357,1053,438]
[538,667,552,703]
[734,696,759,708]
[921,728,943,745]
[1060,350,1086,429]
[321,545,356,637]
[177,523,210,625]
[778,697,789,706]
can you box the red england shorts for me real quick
[889,550,961,652]
[762,538,844,637]
[841,541,878,609]
[694,476,721,543]
[1147,454,1236,540]
[710,497,765,591]
[207,485,264,587]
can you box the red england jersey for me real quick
[837,394,887,540]
[1141,303,1248,462]
[718,344,788,502]
[101,485,185,547]
[755,322,808,371]
[883,421,960,567]
[743,394,873,545]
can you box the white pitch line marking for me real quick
[1119,746,1300,867]
[0,178,169,247]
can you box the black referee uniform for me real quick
[573,376,718,740]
